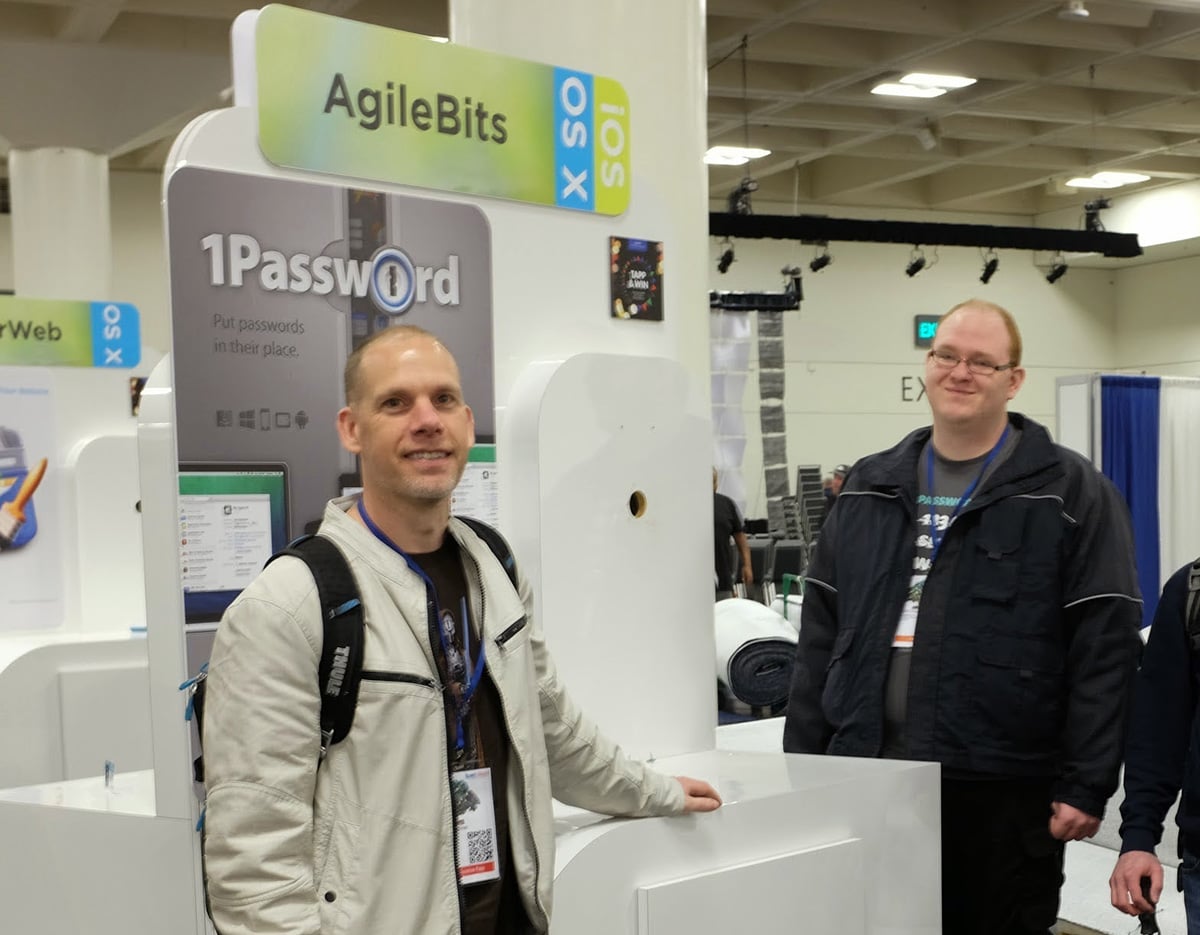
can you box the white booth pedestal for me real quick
[0,771,200,934]
[0,742,939,935]
[553,732,940,935]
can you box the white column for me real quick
[9,147,111,300]
[452,0,715,758]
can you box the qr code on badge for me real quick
[467,828,494,864]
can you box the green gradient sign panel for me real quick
[0,297,140,368]
[255,5,631,215]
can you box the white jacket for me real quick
[202,498,684,935]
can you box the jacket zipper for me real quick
[358,671,436,688]
[419,584,467,935]
[459,545,548,932]
[495,617,527,647]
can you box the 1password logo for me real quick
[201,233,460,316]
[370,248,419,315]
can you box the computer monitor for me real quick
[178,463,290,623]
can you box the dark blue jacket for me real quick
[1119,564,1200,855]
[783,413,1143,818]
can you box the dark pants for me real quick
[941,777,1064,935]
[1181,844,1200,934]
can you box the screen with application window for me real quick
[178,464,289,623]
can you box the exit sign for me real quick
[913,314,940,348]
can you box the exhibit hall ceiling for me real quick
[2,0,1200,216]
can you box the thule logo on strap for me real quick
[325,646,351,696]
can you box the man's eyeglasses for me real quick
[927,349,1017,376]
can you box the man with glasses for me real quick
[783,299,1142,935]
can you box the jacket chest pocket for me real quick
[487,616,533,723]
[970,506,1025,605]
[489,616,532,674]
[495,615,529,651]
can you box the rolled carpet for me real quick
[714,598,798,707]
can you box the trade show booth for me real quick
[0,4,940,933]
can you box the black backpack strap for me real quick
[456,515,519,590]
[1187,557,1200,653]
[268,535,364,757]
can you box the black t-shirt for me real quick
[713,492,744,591]
[410,536,528,934]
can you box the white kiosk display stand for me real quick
[0,7,939,934]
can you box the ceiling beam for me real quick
[707,0,827,63]
[56,2,122,43]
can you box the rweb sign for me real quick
[200,233,460,315]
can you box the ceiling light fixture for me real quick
[781,265,804,301]
[727,177,758,216]
[717,239,736,274]
[980,249,999,284]
[1083,197,1110,232]
[874,72,975,98]
[901,73,976,90]
[905,247,927,278]
[1058,0,1090,21]
[705,145,772,166]
[721,37,762,215]
[1066,171,1150,189]
[1046,253,1069,284]
[809,244,833,273]
[872,82,946,99]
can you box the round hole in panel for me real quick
[629,490,647,518]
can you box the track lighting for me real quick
[980,249,999,284]
[727,176,758,216]
[905,247,927,278]
[1058,0,1090,21]
[1046,253,1069,284]
[1084,197,1110,233]
[717,239,735,274]
[781,265,803,300]
[809,245,832,273]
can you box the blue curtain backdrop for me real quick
[1101,375,1160,628]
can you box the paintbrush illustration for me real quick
[0,457,48,550]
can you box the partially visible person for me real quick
[818,464,851,531]
[784,299,1142,935]
[1109,563,1200,927]
[202,325,722,935]
[714,468,752,601]
[829,464,849,499]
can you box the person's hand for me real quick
[1049,801,1100,841]
[741,565,754,587]
[676,776,722,812]
[1109,850,1162,916]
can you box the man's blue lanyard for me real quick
[357,501,486,755]
[927,426,1009,563]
